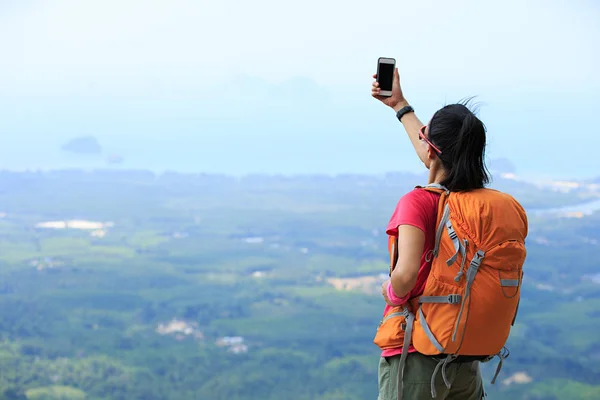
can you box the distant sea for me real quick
[2,76,598,182]
[0,134,593,183]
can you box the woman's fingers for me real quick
[371,74,382,98]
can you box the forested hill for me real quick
[0,169,599,400]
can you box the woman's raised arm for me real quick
[371,68,428,165]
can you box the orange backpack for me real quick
[374,183,528,398]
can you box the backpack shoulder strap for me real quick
[415,183,450,195]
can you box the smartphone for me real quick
[376,57,395,97]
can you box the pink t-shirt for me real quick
[381,187,440,358]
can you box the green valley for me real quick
[0,170,598,400]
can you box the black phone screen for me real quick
[378,63,394,91]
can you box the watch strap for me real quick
[396,105,414,122]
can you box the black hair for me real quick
[428,98,490,192]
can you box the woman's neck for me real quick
[428,162,447,186]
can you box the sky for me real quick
[1,0,599,180]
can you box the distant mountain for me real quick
[61,136,102,155]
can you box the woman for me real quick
[371,67,489,400]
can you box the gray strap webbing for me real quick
[382,310,408,324]
[418,308,444,353]
[429,354,456,398]
[440,355,456,390]
[397,310,415,400]
[454,239,468,282]
[424,183,450,192]
[452,250,485,343]
[445,219,464,267]
[419,295,462,305]
[490,348,509,384]
[433,204,450,257]
[500,279,519,287]
[430,358,444,398]
[467,250,485,282]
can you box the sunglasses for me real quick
[419,125,442,155]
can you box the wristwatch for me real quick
[396,105,414,122]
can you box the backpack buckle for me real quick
[447,294,462,304]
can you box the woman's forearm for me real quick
[393,101,428,165]
[390,270,418,299]
[370,68,429,165]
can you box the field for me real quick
[0,169,599,400]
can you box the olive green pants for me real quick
[377,352,486,400]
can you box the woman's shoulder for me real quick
[386,188,440,235]
[399,187,441,204]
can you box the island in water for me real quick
[61,136,102,154]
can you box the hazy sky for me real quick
[1,0,599,179]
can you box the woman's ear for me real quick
[427,145,436,161]
[425,146,443,170]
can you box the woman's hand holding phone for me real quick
[371,67,408,112]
